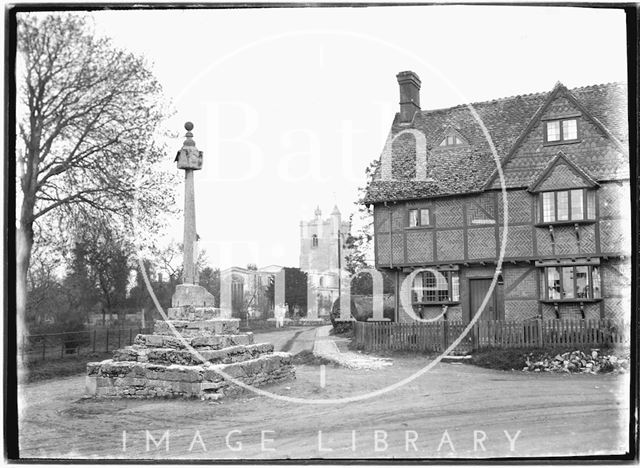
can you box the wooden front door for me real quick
[468,278,500,322]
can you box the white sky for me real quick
[86,5,627,269]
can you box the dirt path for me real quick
[313,326,392,370]
[18,355,629,460]
[252,326,318,355]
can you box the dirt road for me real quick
[251,326,318,355]
[18,350,629,460]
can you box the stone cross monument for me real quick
[172,122,216,309]
[178,121,200,285]
[85,122,294,399]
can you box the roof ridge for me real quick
[419,81,626,115]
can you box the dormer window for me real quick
[540,188,596,223]
[544,118,578,144]
[439,135,464,147]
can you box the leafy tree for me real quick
[25,241,65,326]
[74,218,132,323]
[346,160,394,296]
[128,259,153,306]
[61,241,98,328]
[16,13,175,324]
[199,266,220,307]
[265,267,308,316]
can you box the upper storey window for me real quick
[541,188,595,223]
[408,208,431,227]
[544,118,578,144]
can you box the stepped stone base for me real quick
[86,284,295,400]
[172,284,216,308]
[154,318,240,336]
[86,352,294,399]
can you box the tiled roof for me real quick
[363,82,628,204]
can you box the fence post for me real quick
[472,322,478,351]
[42,339,46,361]
[106,328,109,353]
[118,329,121,348]
[93,330,96,353]
[442,320,448,350]
[61,338,64,358]
[537,319,544,347]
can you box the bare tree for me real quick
[16,13,176,321]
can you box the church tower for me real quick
[299,206,350,317]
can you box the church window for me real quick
[312,234,318,247]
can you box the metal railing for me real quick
[19,326,154,363]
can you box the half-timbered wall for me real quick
[374,181,630,268]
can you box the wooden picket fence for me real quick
[354,319,629,354]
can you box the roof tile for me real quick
[364,82,628,204]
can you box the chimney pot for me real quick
[396,71,421,123]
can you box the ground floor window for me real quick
[540,265,601,301]
[412,270,460,303]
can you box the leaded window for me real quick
[541,265,601,301]
[540,188,596,223]
[412,270,460,303]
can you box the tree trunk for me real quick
[16,223,33,333]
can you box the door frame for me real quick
[467,276,504,322]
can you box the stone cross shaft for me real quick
[175,122,203,285]
[183,169,196,284]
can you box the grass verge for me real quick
[20,352,112,384]
[291,350,335,366]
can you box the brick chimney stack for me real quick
[396,71,421,123]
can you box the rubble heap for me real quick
[523,349,629,374]
[86,287,295,399]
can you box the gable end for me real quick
[485,82,628,190]
[528,152,599,192]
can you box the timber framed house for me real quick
[364,71,630,323]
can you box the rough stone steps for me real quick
[154,318,240,336]
[112,342,275,366]
[134,332,255,350]
[86,352,294,399]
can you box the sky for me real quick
[84,5,628,270]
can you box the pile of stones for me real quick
[86,287,295,399]
[523,349,629,374]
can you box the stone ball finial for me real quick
[185,122,194,131]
